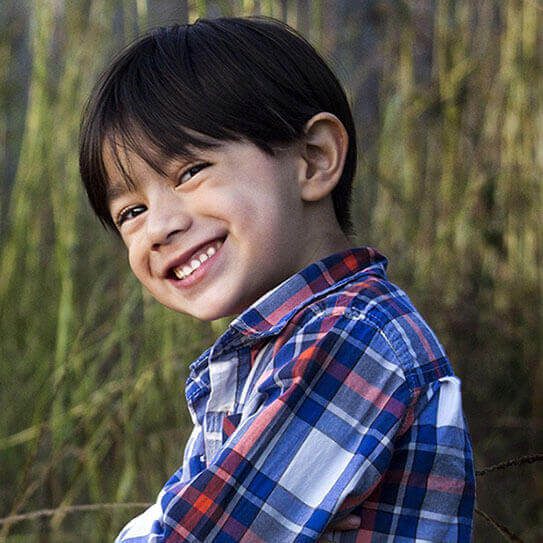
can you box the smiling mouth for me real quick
[171,239,224,281]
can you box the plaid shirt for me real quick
[117,247,475,542]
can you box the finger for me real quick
[328,515,361,531]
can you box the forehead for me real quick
[103,134,175,175]
[101,144,149,202]
[102,137,191,203]
[101,126,227,179]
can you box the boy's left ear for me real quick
[296,112,348,202]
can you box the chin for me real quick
[159,287,249,321]
[176,302,237,322]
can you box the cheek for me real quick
[126,244,147,281]
[218,187,285,232]
[201,191,248,230]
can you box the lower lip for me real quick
[168,240,224,289]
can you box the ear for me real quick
[297,112,349,202]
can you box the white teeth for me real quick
[172,239,223,280]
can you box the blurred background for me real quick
[0,0,541,541]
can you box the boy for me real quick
[79,17,475,542]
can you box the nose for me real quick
[146,192,192,250]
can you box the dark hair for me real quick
[79,16,357,233]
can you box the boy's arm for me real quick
[118,310,474,542]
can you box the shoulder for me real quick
[274,273,454,392]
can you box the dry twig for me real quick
[475,507,524,542]
[476,453,543,476]
[0,502,151,527]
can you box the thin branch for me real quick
[475,507,524,542]
[0,502,151,526]
[476,453,543,476]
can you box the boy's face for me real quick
[106,139,320,320]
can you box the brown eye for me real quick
[178,163,210,185]
[117,205,146,226]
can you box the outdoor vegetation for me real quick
[0,0,541,541]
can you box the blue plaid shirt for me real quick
[117,246,475,542]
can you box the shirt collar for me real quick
[226,245,388,341]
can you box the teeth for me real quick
[172,240,223,280]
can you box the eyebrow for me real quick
[106,183,131,204]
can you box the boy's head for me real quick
[79,16,357,320]
[80,16,356,233]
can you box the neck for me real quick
[304,229,354,269]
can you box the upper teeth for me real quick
[173,241,222,280]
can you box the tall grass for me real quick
[0,1,541,541]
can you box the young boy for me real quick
[79,17,475,542]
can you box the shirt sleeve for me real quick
[118,309,473,542]
[115,467,185,542]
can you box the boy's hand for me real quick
[318,515,361,541]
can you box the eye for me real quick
[116,204,146,227]
[177,163,210,185]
